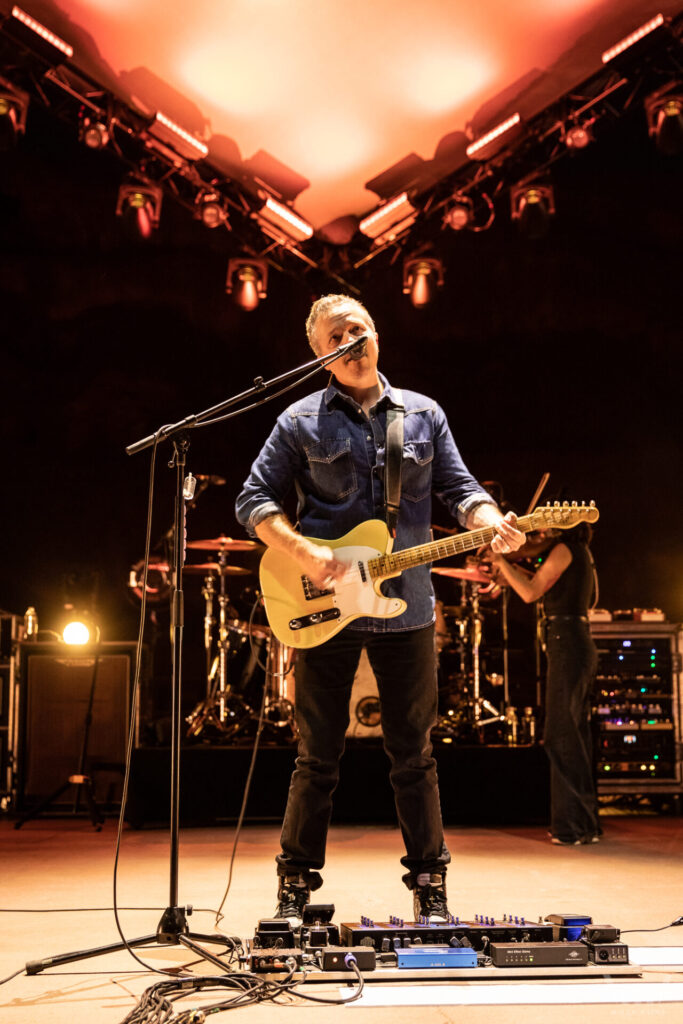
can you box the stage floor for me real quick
[1,816,682,1022]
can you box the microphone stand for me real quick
[24,338,363,977]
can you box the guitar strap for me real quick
[384,388,404,538]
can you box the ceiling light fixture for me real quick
[443,196,473,231]
[511,184,555,240]
[601,13,665,64]
[116,181,163,239]
[359,192,417,244]
[466,112,521,160]
[564,123,593,150]
[79,117,109,150]
[149,112,208,161]
[7,5,73,60]
[195,191,228,228]
[645,90,683,155]
[256,195,313,243]
[402,256,444,309]
[226,258,268,311]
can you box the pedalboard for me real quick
[490,941,588,967]
[340,918,553,952]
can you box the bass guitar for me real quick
[260,501,599,649]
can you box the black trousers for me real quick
[276,624,450,889]
[544,619,600,841]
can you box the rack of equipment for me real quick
[591,621,682,796]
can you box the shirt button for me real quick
[366,434,372,441]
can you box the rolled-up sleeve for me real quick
[430,403,497,527]
[235,410,303,536]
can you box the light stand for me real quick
[24,336,364,977]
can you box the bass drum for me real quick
[223,622,269,711]
[347,648,382,738]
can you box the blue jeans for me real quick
[276,624,451,889]
[544,620,599,841]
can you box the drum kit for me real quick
[431,554,510,740]
[130,535,297,743]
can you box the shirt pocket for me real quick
[305,437,358,501]
[402,439,434,502]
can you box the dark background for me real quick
[1,99,681,705]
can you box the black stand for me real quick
[24,336,365,976]
[15,654,104,830]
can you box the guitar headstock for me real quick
[531,501,599,530]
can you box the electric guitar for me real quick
[260,502,599,650]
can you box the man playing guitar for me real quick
[235,294,524,925]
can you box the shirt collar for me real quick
[324,371,399,411]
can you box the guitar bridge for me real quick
[301,575,334,600]
[289,607,341,631]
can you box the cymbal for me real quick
[432,566,490,583]
[150,562,250,575]
[186,535,262,552]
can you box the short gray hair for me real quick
[305,294,376,353]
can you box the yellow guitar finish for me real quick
[259,502,599,650]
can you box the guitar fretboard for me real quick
[368,511,546,579]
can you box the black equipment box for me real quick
[490,942,588,967]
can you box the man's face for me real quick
[311,301,379,391]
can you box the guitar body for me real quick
[260,519,405,649]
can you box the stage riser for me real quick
[126,743,550,828]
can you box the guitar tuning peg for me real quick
[589,500,595,507]
[554,500,560,507]
[571,500,577,507]
[562,501,569,507]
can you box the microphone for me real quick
[195,474,227,485]
[344,334,368,361]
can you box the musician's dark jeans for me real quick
[276,624,450,890]
[544,620,600,841]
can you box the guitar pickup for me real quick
[289,608,341,631]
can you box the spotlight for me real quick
[79,117,109,150]
[402,256,444,308]
[466,112,522,161]
[62,611,100,645]
[359,192,417,244]
[0,81,28,152]
[443,196,472,231]
[564,123,593,150]
[646,90,683,155]
[116,181,163,239]
[256,194,313,243]
[195,191,228,228]
[226,258,268,311]
[511,184,555,239]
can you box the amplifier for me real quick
[490,942,588,967]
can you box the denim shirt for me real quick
[235,372,496,631]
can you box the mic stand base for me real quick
[25,905,236,976]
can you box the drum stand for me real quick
[186,554,249,739]
[469,584,505,729]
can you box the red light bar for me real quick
[260,196,313,241]
[466,113,521,160]
[10,6,73,58]
[601,14,665,64]
[151,112,209,159]
[359,192,416,240]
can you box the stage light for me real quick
[116,181,163,239]
[257,194,313,243]
[511,184,555,240]
[359,192,417,244]
[79,117,109,150]
[149,112,208,161]
[7,5,73,61]
[0,82,28,151]
[601,13,665,64]
[466,112,521,161]
[646,91,683,155]
[443,196,472,231]
[564,123,593,150]
[195,191,228,228]
[226,258,268,311]
[62,619,92,645]
[402,256,444,308]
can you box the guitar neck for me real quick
[369,511,544,578]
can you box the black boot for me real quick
[412,873,450,923]
[275,873,311,927]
